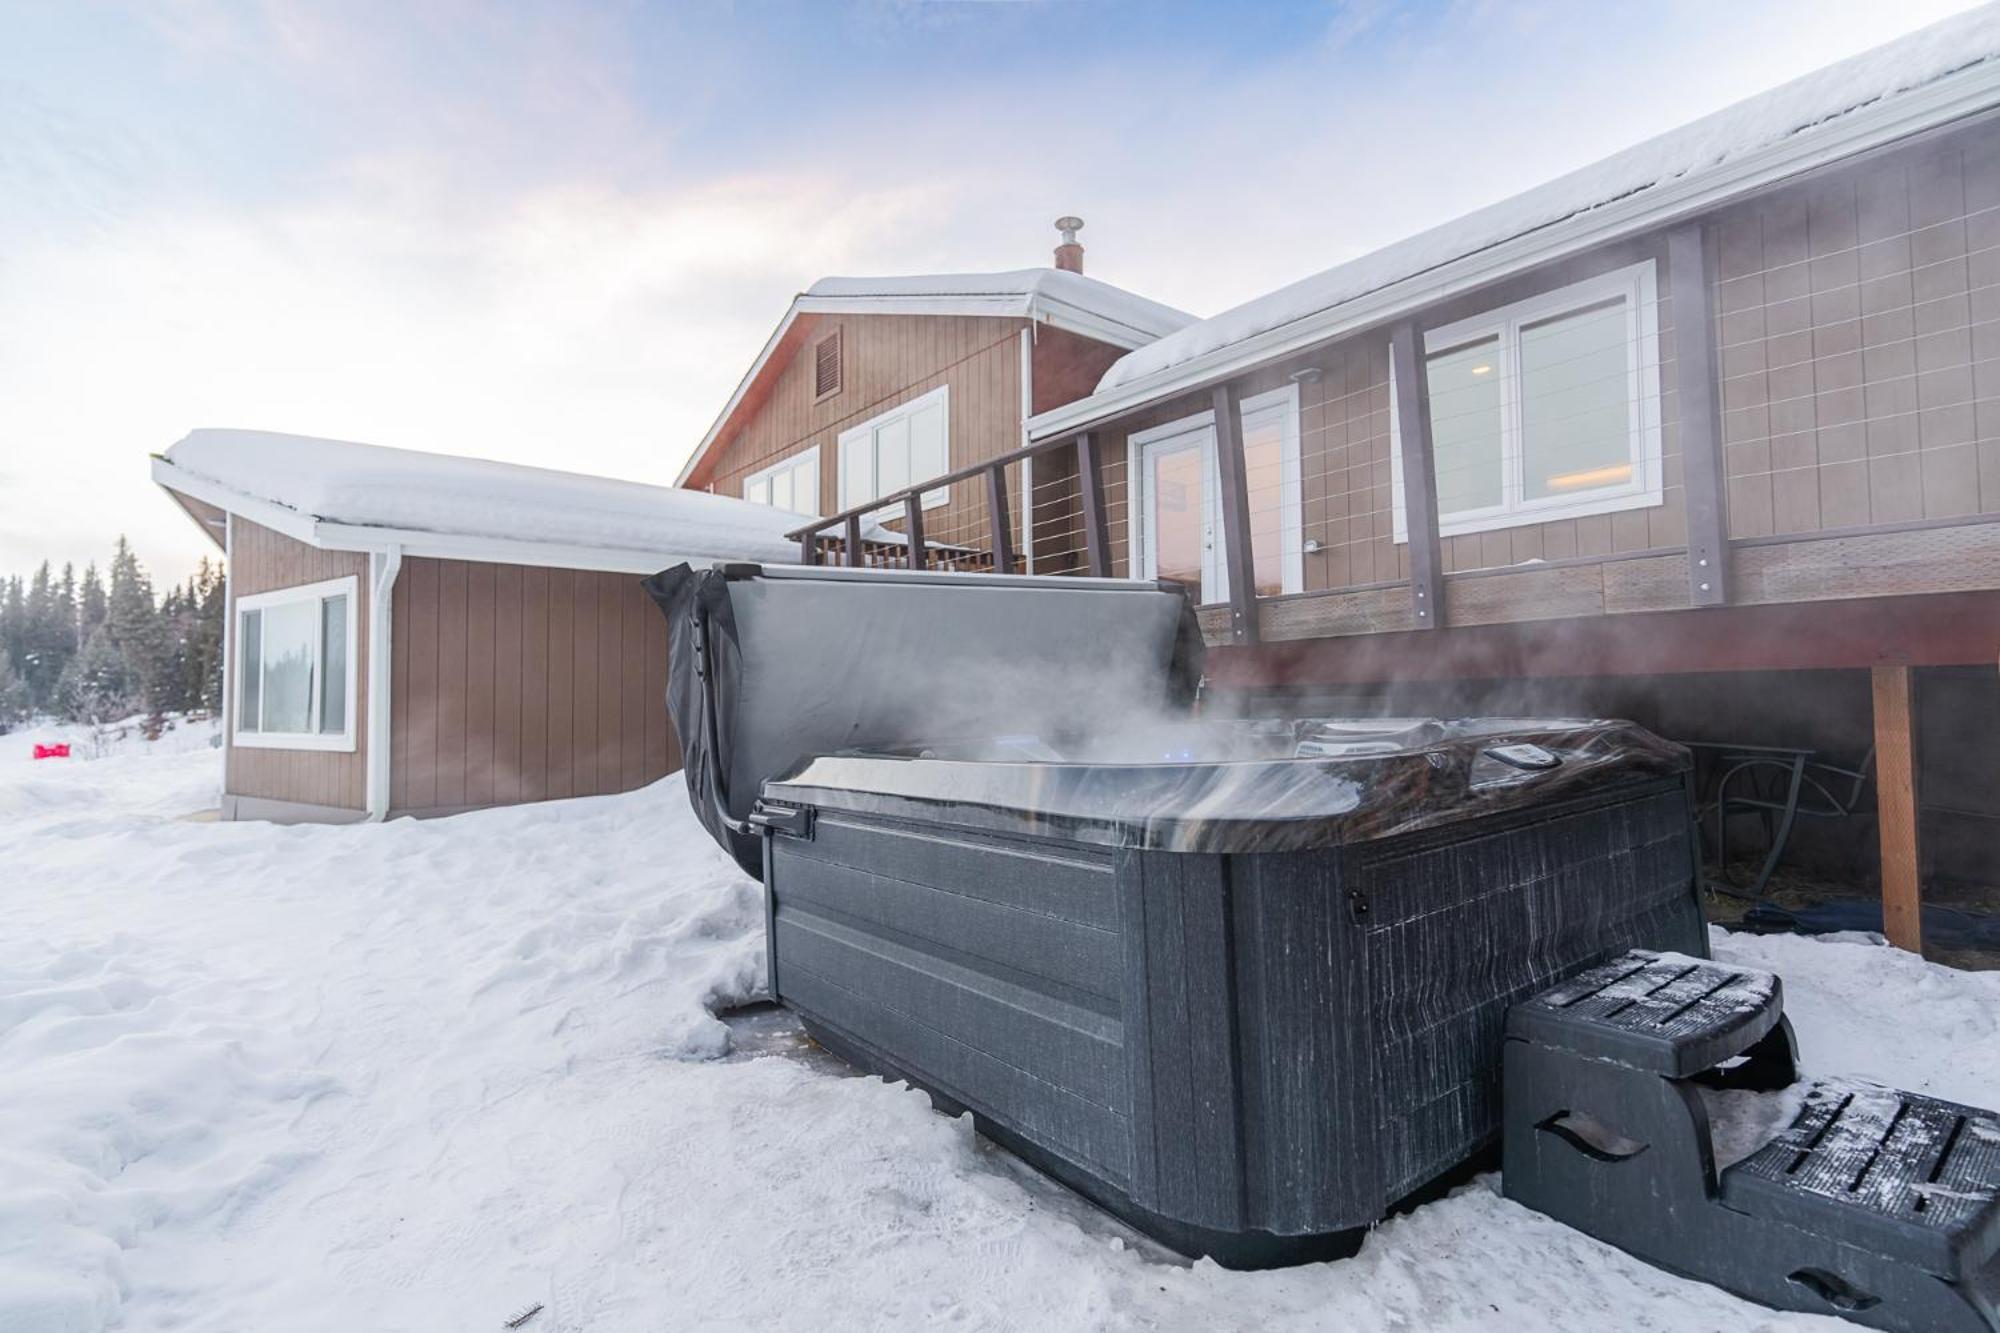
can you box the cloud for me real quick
[0,160,963,581]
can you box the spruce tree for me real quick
[106,537,165,713]
[0,651,28,731]
[78,563,107,642]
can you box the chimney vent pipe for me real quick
[1054,216,1084,274]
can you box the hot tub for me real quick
[647,563,1706,1266]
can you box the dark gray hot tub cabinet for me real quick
[647,562,1707,1267]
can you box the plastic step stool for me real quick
[1503,949,2000,1332]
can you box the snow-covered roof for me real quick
[674,266,1193,489]
[801,268,1193,345]
[1034,8,2000,436]
[154,429,813,573]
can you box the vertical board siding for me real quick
[546,570,575,801]
[704,314,1035,555]
[388,557,681,817]
[435,559,468,809]
[224,518,371,811]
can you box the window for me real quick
[234,576,358,751]
[814,329,842,400]
[742,447,820,515]
[837,385,950,511]
[1391,260,1662,541]
[1126,384,1303,603]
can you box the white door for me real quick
[1138,424,1221,601]
[1130,386,1305,604]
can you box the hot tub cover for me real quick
[763,716,1692,853]
[645,562,1205,875]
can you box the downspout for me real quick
[1019,324,1036,574]
[365,544,402,821]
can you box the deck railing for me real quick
[784,431,1118,579]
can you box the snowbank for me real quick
[1099,7,2000,394]
[3,742,1996,1331]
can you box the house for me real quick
[674,223,1194,568]
[787,11,2000,954]
[152,429,807,824]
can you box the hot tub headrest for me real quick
[646,563,1205,875]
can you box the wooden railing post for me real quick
[903,494,927,571]
[845,513,864,568]
[986,463,1015,574]
[798,525,819,566]
[1076,432,1112,577]
[1871,665,1922,954]
[1210,384,1260,644]
[1389,320,1444,629]
[1670,223,1729,607]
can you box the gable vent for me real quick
[814,328,842,399]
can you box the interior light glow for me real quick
[1544,463,1633,491]
[1470,364,1493,376]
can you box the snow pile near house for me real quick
[4,745,1998,1331]
[159,430,808,565]
[1099,6,2000,394]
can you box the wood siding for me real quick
[225,518,371,811]
[390,557,679,817]
[1051,243,1686,599]
[705,313,1029,551]
[1070,118,2000,647]
[1712,127,2000,537]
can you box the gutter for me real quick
[365,544,402,821]
[1027,59,2000,442]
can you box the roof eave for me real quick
[153,456,776,575]
[674,298,808,488]
[1028,57,2000,442]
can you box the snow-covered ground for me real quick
[4,735,1997,1332]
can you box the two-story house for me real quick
[674,223,1194,569]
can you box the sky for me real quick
[1,0,1991,589]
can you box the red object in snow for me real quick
[32,743,71,760]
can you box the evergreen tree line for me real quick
[0,538,226,732]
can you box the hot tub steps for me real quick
[1503,950,2000,1332]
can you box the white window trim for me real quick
[233,575,359,753]
[742,445,821,516]
[1390,259,1663,543]
[1124,383,1304,603]
[836,385,951,512]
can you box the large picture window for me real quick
[1392,260,1662,541]
[837,385,949,511]
[742,446,820,515]
[234,576,358,752]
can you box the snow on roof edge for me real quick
[160,429,812,567]
[1095,9,2000,396]
[675,266,1196,487]
[804,267,1194,339]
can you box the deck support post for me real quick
[986,463,1015,574]
[845,514,864,568]
[1076,432,1112,577]
[1389,321,1444,629]
[903,495,927,571]
[1870,664,1922,954]
[798,525,820,566]
[1670,223,1730,607]
[1211,384,1260,644]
